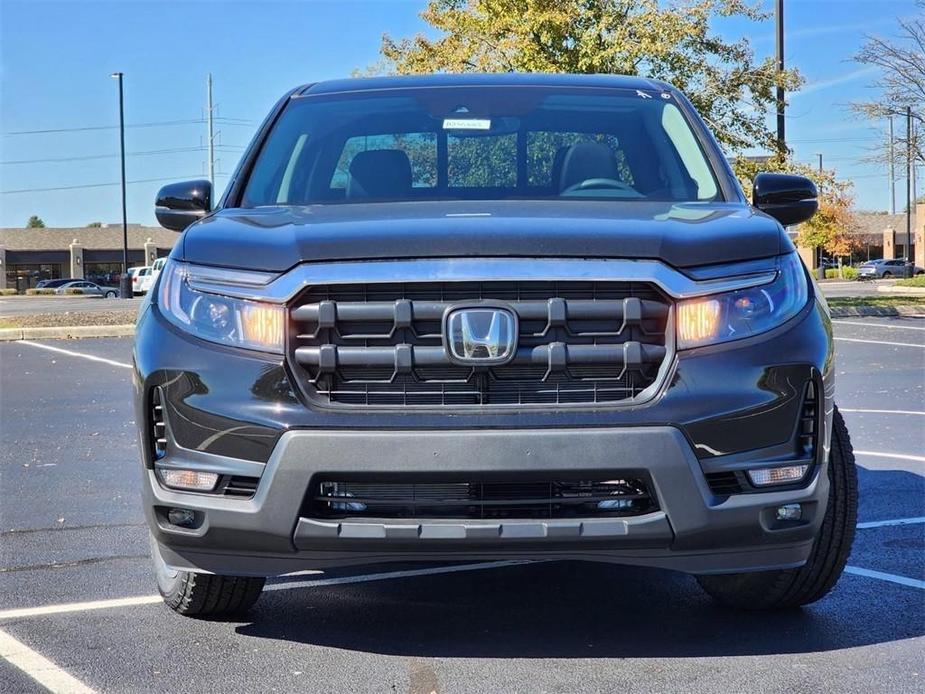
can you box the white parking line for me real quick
[0,595,162,621]
[839,408,925,416]
[854,450,925,463]
[0,561,533,621]
[18,340,132,369]
[845,566,925,590]
[834,337,925,348]
[0,627,96,693]
[857,517,925,529]
[833,320,925,331]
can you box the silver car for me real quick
[857,259,924,279]
[54,280,119,298]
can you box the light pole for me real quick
[775,0,785,152]
[111,72,131,299]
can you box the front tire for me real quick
[697,407,857,610]
[882,271,893,278]
[150,535,265,618]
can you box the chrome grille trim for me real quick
[185,257,778,303]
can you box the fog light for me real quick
[747,464,809,487]
[167,508,196,527]
[157,468,219,491]
[776,503,802,521]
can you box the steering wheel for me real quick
[562,178,634,195]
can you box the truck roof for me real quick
[298,73,672,97]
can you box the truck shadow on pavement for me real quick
[237,467,924,658]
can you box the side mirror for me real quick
[155,180,212,232]
[752,172,818,227]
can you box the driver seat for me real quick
[558,141,619,193]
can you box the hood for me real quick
[179,200,788,273]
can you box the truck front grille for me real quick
[306,476,658,520]
[289,281,671,408]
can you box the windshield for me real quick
[242,86,721,207]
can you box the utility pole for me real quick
[816,153,825,279]
[906,106,913,277]
[775,0,786,152]
[111,71,131,300]
[889,115,896,215]
[207,73,215,189]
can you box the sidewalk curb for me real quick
[0,325,135,341]
[830,306,925,318]
[876,285,925,296]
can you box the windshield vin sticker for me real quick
[443,118,492,130]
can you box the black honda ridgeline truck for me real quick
[136,74,857,617]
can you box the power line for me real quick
[0,175,203,195]
[0,144,244,166]
[3,117,255,137]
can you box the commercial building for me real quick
[0,225,178,290]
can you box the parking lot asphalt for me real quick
[1,317,923,693]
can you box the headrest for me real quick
[346,149,413,199]
[558,141,619,192]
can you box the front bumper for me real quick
[136,279,836,577]
[146,425,828,577]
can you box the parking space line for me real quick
[845,566,925,590]
[265,559,537,592]
[0,561,534,621]
[853,450,925,463]
[833,320,925,331]
[0,595,162,621]
[0,627,96,693]
[834,337,925,348]
[839,408,925,416]
[18,340,132,369]
[857,517,925,529]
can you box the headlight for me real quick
[677,252,808,349]
[157,260,284,353]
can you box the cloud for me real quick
[791,67,880,98]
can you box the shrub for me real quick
[63,287,85,295]
[825,267,858,280]
[0,288,18,296]
[25,288,55,295]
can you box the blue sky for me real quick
[0,0,919,228]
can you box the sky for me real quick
[0,0,920,228]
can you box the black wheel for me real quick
[882,271,893,278]
[105,290,117,298]
[150,534,265,618]
[697,407,857,610]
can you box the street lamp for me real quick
[111,72,131,299]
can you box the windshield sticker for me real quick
[443,118,491,130]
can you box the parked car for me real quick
[35,278,75,289]
[132,267,152,295]
[140,257,167,294]
[139,73,857,618]
[54,280,119,298]
[857,258,925,279]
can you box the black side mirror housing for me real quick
[752,172,818,227]
[155,180,212,232]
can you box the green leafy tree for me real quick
[376,0,802,152]
[26,215,45,228]
[86,221,103,227]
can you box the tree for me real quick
[26,215,45,228]
[733,154,859,263]
[376,0,802,152]
[86,221,103,228]
[852,2,923,167]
